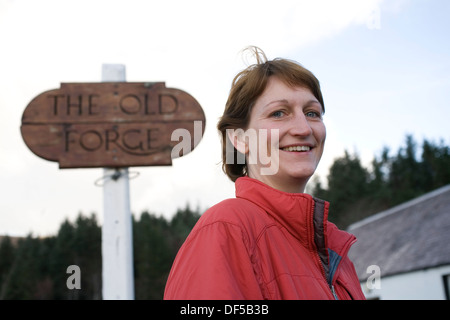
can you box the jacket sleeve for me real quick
[164,220,264,300]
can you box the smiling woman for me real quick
[164,47,365,300]
[244,79,326,193]
[217,47,326,185]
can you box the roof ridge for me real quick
[347,184,450,231]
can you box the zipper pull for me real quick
[331,285,338,300]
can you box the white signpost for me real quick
[101,64,134,300]
[21,63,205,300]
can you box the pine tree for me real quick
[72,213,101,299]
[133,211,173,299]
[0,236,16,299]
[322,151,370,227]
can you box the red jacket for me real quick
[164,177,365,300]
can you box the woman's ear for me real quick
[226,128,248,155]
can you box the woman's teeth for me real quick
[282,146,311,152]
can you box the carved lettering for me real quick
[144,93,156,115]
[50,94,65,115]
[65,129,77,152]
[120,94,141,115]
[67,95,82,115]
[147,128,159,150]
[123,129,143,150]
[50,94,100,116]
[88,94,99,115]
[49,92,179,117]
[64,126,162,156]
[159,93,178,114]
[80,130,103,151]
[22,82,205,168]
[105,128,119,151]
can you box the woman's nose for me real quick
[288,113,313,137]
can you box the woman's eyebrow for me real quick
[304,99,321,107]
[304,100,324,113]
[264,99,321,109]
[263,99,289,109]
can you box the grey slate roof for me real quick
[347,184,450,281]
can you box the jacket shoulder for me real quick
[203,198,264,220]
[201,197,269,224]
[326,221,357,255]
[164,198,267,299]
[190,197,271,241]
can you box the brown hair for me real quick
[217,46,325,182]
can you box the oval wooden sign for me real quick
[21,82,206,168]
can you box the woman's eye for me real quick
[306,111,321,119]
[271,110,284,118]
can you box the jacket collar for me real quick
[235,176,356,260]
[235,176,324,250]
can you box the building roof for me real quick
[347,184,450,281]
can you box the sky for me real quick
[1,0,449,237]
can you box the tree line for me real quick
[0,205,200,299]
[1,134,449,299]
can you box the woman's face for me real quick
[245,76,326,193]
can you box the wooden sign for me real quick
[21,82,206,168]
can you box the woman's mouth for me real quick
[280,145,312,152]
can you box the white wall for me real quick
[361,264,450,300]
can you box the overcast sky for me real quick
[1,0,449,237]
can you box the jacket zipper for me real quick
[330,284,338,300]
[327,237,357,300]
[314,250,338,300]
[310,201,339,300]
